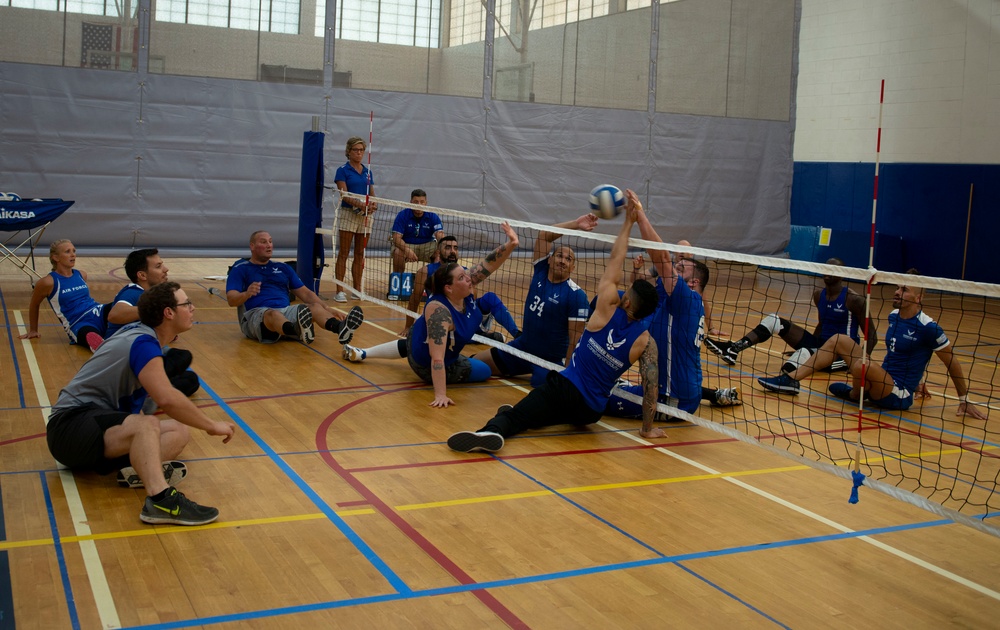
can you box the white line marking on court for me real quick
[349,305,1000,599]
[14,311,122,629]
[598,420,1000,601]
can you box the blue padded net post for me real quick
[297,130,325,294]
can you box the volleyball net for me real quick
[323,192,1000,538]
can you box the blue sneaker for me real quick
[758,373,800,395]
[829,382,858,402]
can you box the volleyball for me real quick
[589,185,624,220]
[0,192,22,202]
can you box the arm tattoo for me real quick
[484,242,506,264]
[639,337,659,430]
[468,262,491,285]
[426,306,452,348]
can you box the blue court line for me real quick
[198,379,411,594]
[124,518,956,630]
[0,286,28,408]
[39,472,81,630]
[493,452,789,627]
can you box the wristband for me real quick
[959,394,969,404]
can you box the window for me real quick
[154,0,300,34]
[316,0,440,47]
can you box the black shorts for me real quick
[47,404,131,474]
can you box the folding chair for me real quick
[0,199,74,284]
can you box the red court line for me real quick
[316,387,529,630]
[0,432,46,447]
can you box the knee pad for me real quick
[468,358,493,382]
[782,347,815,373]
[760,314,785,336]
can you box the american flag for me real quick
[81,22,115,68]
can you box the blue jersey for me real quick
[818,286,861,343]
[651,276,704,403]
[51,323,163,415]
[509,257,589,362]
[226,259,304,310]
[410,293,482,368]
[882,309,948,395]
[392,209,443,245]
[563,307,649,412]
[47,270,105,342]
[105,283,144,337]
[334,162,373,212]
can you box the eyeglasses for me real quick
[349,147,366,152]
[176,300,195,310]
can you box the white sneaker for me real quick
[343,345,366,362]
[334,291,348,303]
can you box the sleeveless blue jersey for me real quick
[47,270,103,341]
[882,309,948,395]
[105,283,144,337]
[818,286,860,343]
[651,277,704,402]
[509,257,590,362]
[563,307,649,412]
[410,293,482,368]
[226,259,304,310]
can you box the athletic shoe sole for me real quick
[297,305,315,345]
[339,306,364,344]
[117,461,188,489]
[447,431,504,453]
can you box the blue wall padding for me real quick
[791,162,1000,282]
[297,131,325,293]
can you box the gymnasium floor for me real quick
[2,256,1000,629]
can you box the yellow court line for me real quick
[2,465,810,551]
[0,508,376,551]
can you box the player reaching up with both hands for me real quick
[447,192,662,453]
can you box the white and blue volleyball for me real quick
[589,185,624,220]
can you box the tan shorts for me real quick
[392,239,437,263]
[337,206,372,234]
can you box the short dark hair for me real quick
[628,279,658,320]
[124,248,159,283]
[437,235,458,251]
[690,259,710,287]
[138,281,180,327]
[410,189,427,199]
[426,262,460,295]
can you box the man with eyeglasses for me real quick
[46,282,237,526]
[105,248,201,401]
[227,230,363,345]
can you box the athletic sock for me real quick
[150,488,170,502]
[282,321,297,336]
[324,318,343,332]
[365,339,407,359]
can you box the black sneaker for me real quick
[140,488,219,526]
[447,431,504,453]
[482,331,504,343]
[339,306,364,344]
[118,461,188,489]
[704,338,739,366]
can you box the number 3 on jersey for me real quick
[528,295,545,318]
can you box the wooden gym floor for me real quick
[1,256,999,629]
